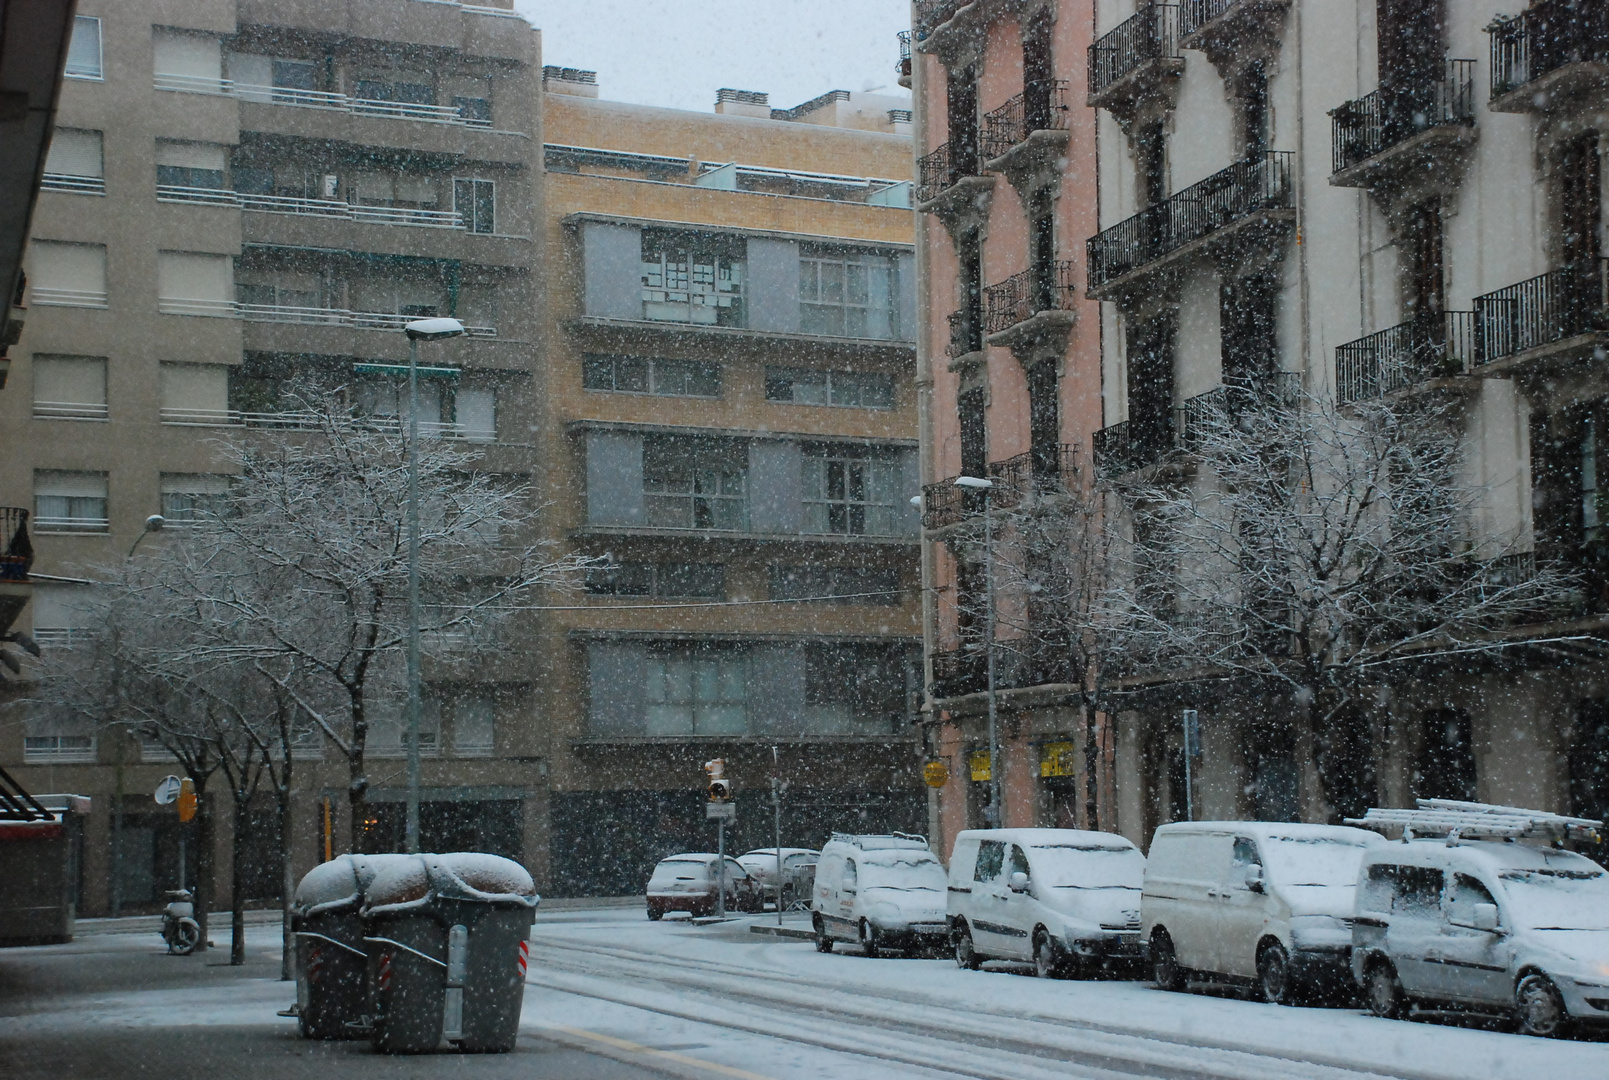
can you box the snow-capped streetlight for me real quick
[954,475,1000,827]
[402,317,464,855]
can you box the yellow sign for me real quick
[1040,741,1077,778]
[923,760,950,789]
[177,778,197,823]
[969,750,992,783]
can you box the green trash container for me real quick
[292,855,379,1040]
[362,853,538,1055]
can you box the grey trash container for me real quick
[362,853,539,1055]
[292,855,378,1040]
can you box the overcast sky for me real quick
[513,1,912,114]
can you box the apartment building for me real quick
[915,0,1609,854]
[536,72,922,895]
[0,0,543,914]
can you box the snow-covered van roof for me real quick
[954,828,1138,851]
[825,833,929,851]
[1360,838,1605,877]
[1152,821,1380,845]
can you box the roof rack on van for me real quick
[1346,799,1603,843]
[827,831,929,849]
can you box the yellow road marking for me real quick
[545,1024,781,1080]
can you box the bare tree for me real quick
[1100,386,1577,819]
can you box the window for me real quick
[452,695,496,757]
[157,251,234,315]
[1007,844,1030,880]
[32,356,107,420]
[159,363,230,424]
[643,438,746,531]
[583,354,720,397]
[765,367,892,409]
[353,376,446,430]
[42,129,104,194]
[152,29,222,88]
[804,642,907,733]
[643,648,747,735]
[366,698,441,759]
[35,471,108,533]
[974,840,1005,883]
[842,859,858,890]
[799,246,896,339]
[641,231,745,326]
[769,565,899,604]
[160,474,230,524]
[454,96,492,126]
[31,585,102,650]
[455,386,497,443]
[802,448,900,535]
[23,735,96,764]
[352,172,440,210]
[29,241,107,308]
[587,562,725,599]
[354,68,433,105]
[453,178,495,233]
[1448,873,1498,926]
[1391,865,1445,917]
[156,141,228,190]
[347,277,442,318]
[272,59,317,92]
[65,16,102,80]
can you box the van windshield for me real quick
[1028,844,1143,890]
[858,852,947,891]
[1259,836,1373,889]
[1499,867,1609,930]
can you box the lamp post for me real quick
[954,475,998,826]
[401,317,465,854]
[126,514,165,559]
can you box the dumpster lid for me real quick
[363,852,538,915]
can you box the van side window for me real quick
[1392,866,1444,916]
[1007,844,1030,880]
[975,840,1005,883]
[1361,864,1397,913]
[1231,837,1261,869]
[1447,873,1496,924]
[842,859,857,890]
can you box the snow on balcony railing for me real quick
[40,173,105,195]
[158,297,498,338]
[162,406,492,441]
[350,97,463,123]
[31,628,95,651]
[31,288,107,309]
[155,73,511,131]
[33,401,109,421]
[34,516,109,534]
[152,72,231,95]
[160,407,239,426]
[23,737,97,763]
[156,184,238,207]
[161,185,467,229]
[350,204,462,228]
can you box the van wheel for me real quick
[1364,961,1407,1020]
[1033,933,1065,980]
[1516,974,1570,1038]
[1150,929,1184,992]
[859,920,880,959]
[813,916,833,954]
[1258,942,1293,1005]
[954,923,981,970]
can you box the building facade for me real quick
[915,0,1609,856]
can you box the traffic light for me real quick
[704,758,731,802]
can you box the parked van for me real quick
[1142,822,1382,1003]
[811,833,948,956]
[946,829,1145,978]
[1351,839,1609,1036]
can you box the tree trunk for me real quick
[1307,685,1375,823]
[230,793,248,966]
[193,786,214,952]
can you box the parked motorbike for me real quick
[161,889,201,955]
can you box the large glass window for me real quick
[769,565,899,604]
[802,448,899,535]
[641,231,745,326]
[799,246,896,339]
[644,649,747,735]
[765,367,892,409]
[587,562,725,599]
[453,178,495,233]
[804,643,908,732]
[583,354,720,397]
[643,438,746,531]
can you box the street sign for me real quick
[923,760,950,789]
[706,801,736,822]
[1183,709,1202,759]
[154,775,182,805]
[177,778,197,823]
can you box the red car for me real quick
[646,853,761,919]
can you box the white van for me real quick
[1141,822,1382,1002]
[946,828,1145,978]
[811,833,949,956]
[1352,838,1609,1036]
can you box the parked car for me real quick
[1142,822,1382,1003]
[738,847,819,909]
[646,853,762,919]
[1351,838,1609,1036]
[947,828,1145,977]
[812,833,948,956]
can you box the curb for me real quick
[748,923,815,940]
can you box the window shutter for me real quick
[155,141,228,171]
[157,251,233,304]
[35,471,107,499]
[225,52,273,94]
[31,585,101,630]
[453,697,495,755]
[65,17,101,79]
[747,644,808,735]
[582,221,644,319]
[455,387,496,442]
[29,241,107,305]
[33,356,107,415]
[160,473,229,496]
[159,362,229,420]
[45,129,103,178]
[585,430,644,525]
[152,30,222,80]
[745,237,801,334]
[747,439,802,533]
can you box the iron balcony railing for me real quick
[1179,0,1260,38]
[1489,0,1609,102]
[1336,311,1475,403]
[947,307,983,359]
[152,74,497,130]
[1474,258,1609,365]
[930,647,987,699]
[1330,59,1477,175]
[930,643,1078,700]
[981,80,1073,159]
[1092,418,1174,479]
[915,140,982,203]
[914,0,966,34]
[1087,151,1293,292]
[983,261,1079,335]
[898,30,913,80]
[1089,3,1180,100]
[0,508,32,582]
[922,444,1079,529]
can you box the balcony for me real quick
[156,297,497,338]
[153,74,498,130]
[914,0,966,35]
[946,307,984,364]
[158,186,470,231]
[1088,3,1183,116]
[983,261,1078,350]
[1093,416,1179,479]
[898,30,913,89]
[0,508,32,583]
[921,445,1080,531]
[981,81,1073,176]
[39,173,103,196]
[1473,259,1609,375]
[1329,61,1477,189]
[1489,0,1609,113]
[1086,151,1294,302]
[916,140,990,212]
[1179,0,1291,61]
[157,408,494,442]
[1336,311,1475,404]
[929,642,1077,702]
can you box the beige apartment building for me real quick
[914,0,1609,856]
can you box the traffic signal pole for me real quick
[716,818,727,920]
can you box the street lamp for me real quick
[126,514,165,559]
[402,317,465,855]
[954,475,999,827]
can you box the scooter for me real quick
[161,889,201,955]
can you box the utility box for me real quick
[0,792,88,946]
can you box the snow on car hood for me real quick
[1043,884,1141,929]
[1280,883,1358,919]
[1523,928,1609,976]
[862,885,946,922]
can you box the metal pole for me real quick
[405,335,422,855]
[1183,710,1194,823]
[772,745,782,926]
[985,489,1000,826]
[716,819,727,920]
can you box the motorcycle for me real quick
[161,889,201,955]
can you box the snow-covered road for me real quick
[524,908,1609,1080]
